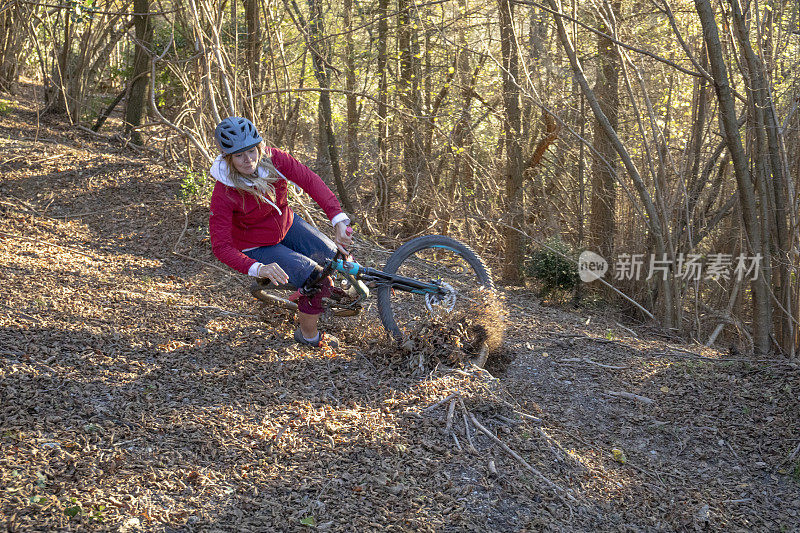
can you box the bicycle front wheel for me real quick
[376,235,494,361]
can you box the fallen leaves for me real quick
[1,97,799,533]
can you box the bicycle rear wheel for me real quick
[376,235,494,365]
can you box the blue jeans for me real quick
[243,215,337,289]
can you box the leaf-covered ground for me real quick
[1,89,799,532]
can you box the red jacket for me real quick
[209,148,344,275]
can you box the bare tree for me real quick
[589,1,619,264]
[244,0,261,88]
[398,0,425,217]
[0,1,30,93]
[375,0,391,228]
[124,0,153,144]
[498,0,526,284]
[343,0,360,178]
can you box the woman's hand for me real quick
[258,262,289,285]
[333,222,353,255]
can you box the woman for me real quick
[208,117,352,348]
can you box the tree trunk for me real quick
[343,0,359,177]
[124,0,153,145]
[590,2,619,264]
[694,0,772,355]
[375,0,390,228]
[0,2,25,93]
[398,0,423,209]
[574,90,586,305]
[47,8,72,114]
[678,46,709,249]
[244,0,261,87]
[498,0,525,285]
[730,0,793,355]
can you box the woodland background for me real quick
[0,0,798,356]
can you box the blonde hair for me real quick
[222,144,281,203]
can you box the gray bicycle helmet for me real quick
[214,116,263,154]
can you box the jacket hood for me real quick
[210,155,273,187]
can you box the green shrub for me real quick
[525,237,579,296]
[0,99,13,116]
[178,166,210,204]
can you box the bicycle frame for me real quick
[329,257,447,297]
[251,251,457,317]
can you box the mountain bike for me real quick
[250,234,495,365]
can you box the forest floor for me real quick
[1,87,799,532]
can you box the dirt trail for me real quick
[1,94,799,532]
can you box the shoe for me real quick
[293,328,340,349]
